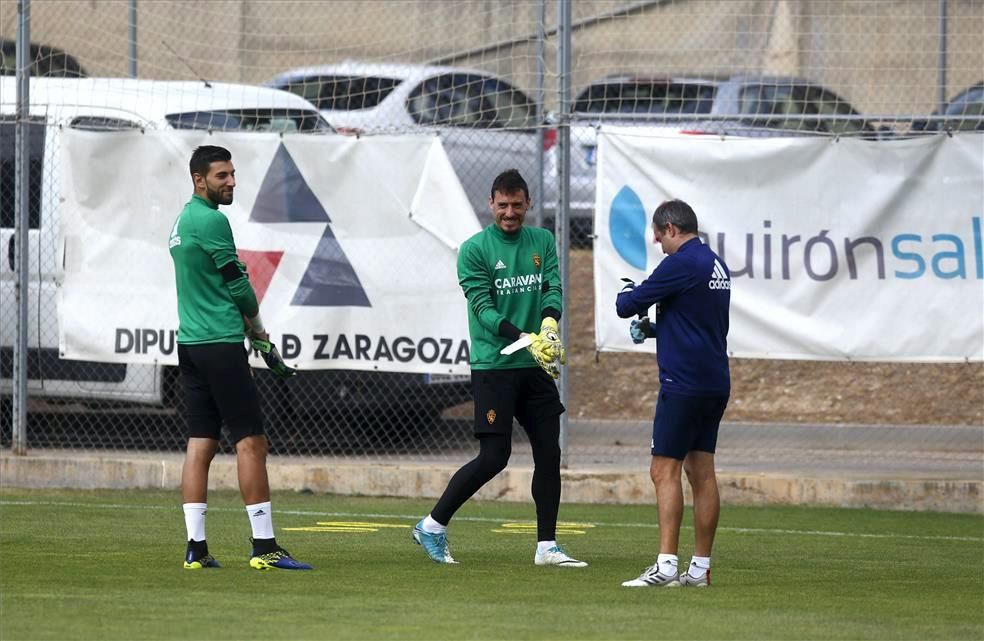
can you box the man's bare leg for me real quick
[182,437,218,503]
[683,451,719,557]
[235,434,271,505]
[650,455,684,555]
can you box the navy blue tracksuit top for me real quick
[615,237,731,396]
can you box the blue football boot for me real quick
[412,519,458,564]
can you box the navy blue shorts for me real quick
[651,390,729,460]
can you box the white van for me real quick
[0,77,332,407]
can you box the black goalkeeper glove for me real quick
[250,337,296,378]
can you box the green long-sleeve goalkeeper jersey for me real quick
[457,223,563,370]
[168,194,258,345]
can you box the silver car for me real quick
[268,62,542,226]
[545,74,882,245]
[911,82,984,133]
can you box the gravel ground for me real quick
[566,249,983,425]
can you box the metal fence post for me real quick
[556,0,571,467]
[534,0,546,229]
[937,0,947,113]
[13,0,31,455]
[128,0,138,78]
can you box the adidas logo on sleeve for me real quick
[708,259,731,290]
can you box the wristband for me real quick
[247,313,265,335]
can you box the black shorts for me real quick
[471,367,565,436]
[651,390,729,460]
[178,342,264,443]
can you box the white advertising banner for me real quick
[594,130,984,362]
[59,129,482,373]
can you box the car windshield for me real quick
[949,85,984,109]
[738,84,815,126]
[406,73,537,130]
[737,84,866,134]
[165,109,332,132]
[573,82,717,115]
[282,75,401,111]
[945,86,984,130]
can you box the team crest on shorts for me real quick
[486,409,497,424]
[532,253,542,269]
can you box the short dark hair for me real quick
[490,168,530,201]
[189,145,231,178]
[652,199,698,234]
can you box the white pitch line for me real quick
[1,500,981,543]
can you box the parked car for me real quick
[545,74,883,245]
[267,62,544,225]
[0,77,468,437]
[0,39,86,77]
[911,82,984,133]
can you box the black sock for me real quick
[526,415,562,542]
[431,433,511,525]
[251,537,278,554]
[187,539,208,557]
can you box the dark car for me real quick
[0,39,86,77]
[545,74,881,245]
[912,82,984,133]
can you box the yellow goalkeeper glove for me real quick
[527,317,566,379]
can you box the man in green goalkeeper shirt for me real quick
[412,169,586,568]
[169,145,310,571]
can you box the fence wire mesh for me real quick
[0,0,982,467]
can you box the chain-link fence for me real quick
[1,1,982,466]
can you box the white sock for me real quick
[183,503,207,542]
[537,540,557,555]
[688,556,711,578]
[421,515,446,534]
[657,553,678,575]
[246,501,275,539]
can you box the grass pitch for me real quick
[0,488,981,641]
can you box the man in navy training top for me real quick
[615,198,731,588]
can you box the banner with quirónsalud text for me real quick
[594,129,984,362]
[58,129,482,374]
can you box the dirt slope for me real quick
[566,250,983,425]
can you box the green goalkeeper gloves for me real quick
[250,337,296,378]
[527,317,566,380]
